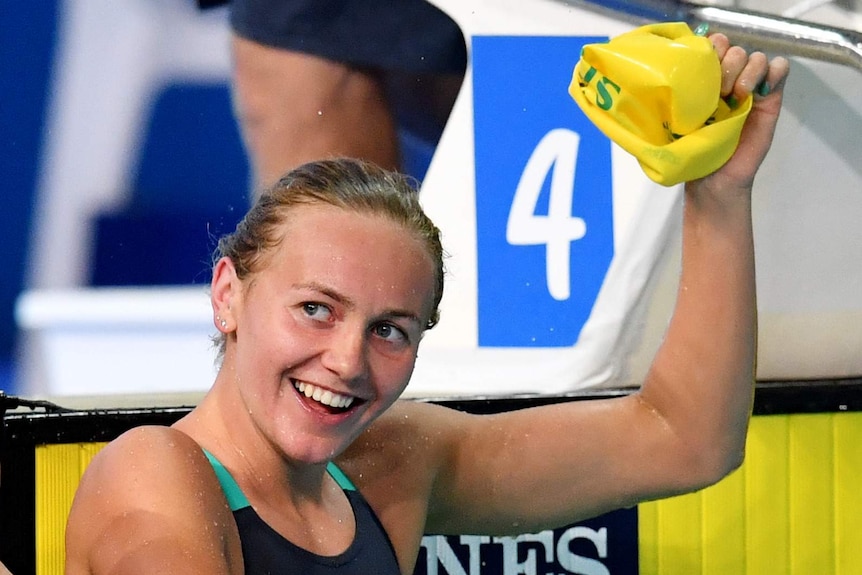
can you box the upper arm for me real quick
[446,393,736,534]
[422,395,671,534]
[357,395,715,539]
[64,426,243,575]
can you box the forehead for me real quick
[262,204,436,310]
[276,202,422,254]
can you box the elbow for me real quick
[636,391,752,493]
[706,447,745,487]
[682,439,746,491]
[722,444,747,477]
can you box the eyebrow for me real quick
[293,282,425,326]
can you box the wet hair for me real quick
[212,157,445,358]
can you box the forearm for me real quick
[640,182,757,477]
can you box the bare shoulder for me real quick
[335,400,474,567]
[340,399,470,480]
[65,426,242,575]
[71,425,209,510]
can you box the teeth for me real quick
[294,381,355,409]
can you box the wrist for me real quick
[684,178,753,210]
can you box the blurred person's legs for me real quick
[232,38,401,188]
[226,0,467,190]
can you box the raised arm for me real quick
[347,37,790,540]
[638,35,790,485]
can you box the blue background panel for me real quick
[472,35,613,347]
[0,0,58,392]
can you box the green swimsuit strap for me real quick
[325,460,357,491]
[202,450,356,512]
[203,449,251,511]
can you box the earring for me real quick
[218,316,227,328]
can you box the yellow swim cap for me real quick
[569,22,752,186]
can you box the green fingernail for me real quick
[757,81,771,97]
[694,23,709,37]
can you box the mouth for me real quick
[292,380,359,414]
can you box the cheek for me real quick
[241,294,293,350]
[375,353,418,398]
[235,311,293,378]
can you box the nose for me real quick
[322,324,369,383]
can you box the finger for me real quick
[758,56,791,99]
[708,32,730,61]
[722,57,789,183]
[732,51,769,103]
[719,45,748,99]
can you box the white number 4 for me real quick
[506,128,586,301]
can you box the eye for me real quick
[302,302,333,322]
[372,322,408,344]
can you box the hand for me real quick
[695,33,791,195]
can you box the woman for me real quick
[65,34,789,575]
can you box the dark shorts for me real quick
[216,0,467,75]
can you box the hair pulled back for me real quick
[212,158,445,358]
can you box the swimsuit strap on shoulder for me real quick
[203,450,357,511]
[202,449,252,511]
[326,461,357,491]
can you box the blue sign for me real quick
[472,36,614,347]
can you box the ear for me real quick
[211,256,239,333]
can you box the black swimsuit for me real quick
[204,451,401,574]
